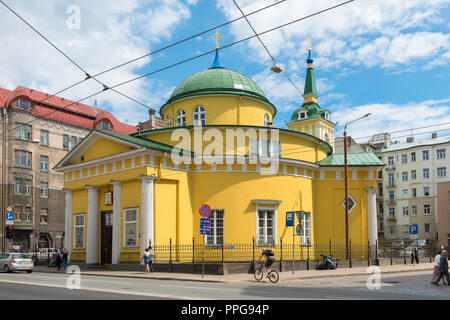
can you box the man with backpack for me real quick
[259,248,275,278]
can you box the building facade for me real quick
[377,135,450,241]
[55,48,384,265]
[0,86,136,251]
[437,181,450,246]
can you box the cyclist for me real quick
[259,247,275,277]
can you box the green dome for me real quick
[160,66,276,115]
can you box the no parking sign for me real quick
[199,204,211,218]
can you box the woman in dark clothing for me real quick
[55,250,63,271]
[411,247,419,264]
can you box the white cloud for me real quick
[332,99,450,142]
[0,0,193,125]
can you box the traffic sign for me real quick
[409,224,418,235]
[200,218,211,235]
[286,212,295,227]
[199,204,212,218]
[5,210,14,225]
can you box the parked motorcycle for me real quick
[315,254,338,270]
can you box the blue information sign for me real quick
[200,218,211,235]
[286,212,295,227]
[409,224,418,235]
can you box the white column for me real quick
[110,181,121,264]
[86,186,99,264]
[366,188,378,246]
[64,190,72,258]
[139,176,156,251]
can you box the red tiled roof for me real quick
[0,86,136,134]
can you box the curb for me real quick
[33,265,433,283]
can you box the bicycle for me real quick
[254,261,279,283]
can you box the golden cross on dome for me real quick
[211,31,223,49]
[306,37,312,51]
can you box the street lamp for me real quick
[343,113,371,259]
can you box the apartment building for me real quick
[0,86,136,251]
[377,134,450,241]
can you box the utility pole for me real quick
[1,108,6,252]
[343,113,371,259]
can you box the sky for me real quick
[0,0,449,143]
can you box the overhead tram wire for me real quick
[0,0,287,124]
[232,0,303,97]
[0,0,357,137]
[0,0,154,113]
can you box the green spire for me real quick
[303,50,318,100]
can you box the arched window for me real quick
[264,114,270,127]
[96,120,112,131]
[193,106,206,126]
[166,115,172,128]
[176,110,186,127]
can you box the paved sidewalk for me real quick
[33,262,434,283]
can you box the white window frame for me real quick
[15,122,32,140]
[424,204,431,216]
[14,150,32,167]
[123,207,139,248]
[298,211,311,246]
[176,110,186,127]
[423,168,429,179]
[412,206,417,216]
[401,154,407,164]
[437,167,446,177]
[193,106,206,126]
[206,209,224,246]
[74,214,86,250]
[40,155,49,171]
[40,129,49,145]
[40,182,49,198]
[402,206,409,216]
[264,114,270,127]
[437,148,446,159]
[411,152,416,162]
[166,115,172,128]
[423,186,430,197]
[13,99,32,111]
[423,150,429,160]
[256,206,277,246]
[402,172,408,181]
[388,156,394,166]
[298,111,307,120]
[24,179,32,196]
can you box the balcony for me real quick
[386,184,396,188]
[385,199,396,205]
[387,216,397,223]
[385,165,395,170]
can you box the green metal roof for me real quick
[303,66,317,97]
[160,59,277,115]
[318,152,385,167]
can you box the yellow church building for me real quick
[55,46,383,265]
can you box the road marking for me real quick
[0,273,131,285]
[159,284,270,295]
[0,278,203,300]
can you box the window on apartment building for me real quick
[40,156,49,171]
[40,182,49,198]
[13,99,32,112]
[63,135,69,149]
[14,123,32,140]
[388,156,394,166]
[402,190,408,198]
[40,130,49,145]
[257,209,276,246]
[206,209,224,246]
[412,206,417,216]
[378,202,384,214]
[24,179,32,196]
[437,148,446,159]
[402,172,408,181]
[403,206,409,216]
[423,150,429,160]
[401,154,407,164]
[14,150,32,168]
[425,223,431,233]
[24,206,32,222]
[423,168,430,179]
[378,183,383,197]
[437,167,447,177]
[13,178,22,194]
[411,170,416,180]
[70,136,77,150]
[124,208,138,248]
[424,187,430,197]
[412,188,417,197]
[40,209,48,225]
[14,205,23,221]
[14,178,31,195]
[74,214,85,249]
[388,173,395,186]
[424,204,431,215]
[389,207,395,219]
[389,191,395,202]
[389,226,395,234]
[411,152,416,162]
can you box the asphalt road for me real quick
[0,270,448,300]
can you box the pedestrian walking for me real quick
[411,247,419,264]
[62,248,69,270]
[431,251,443,284]
[434,250,450,286]
[148,246,155,273]
[55,250,63,271]
[140,248,151,274]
